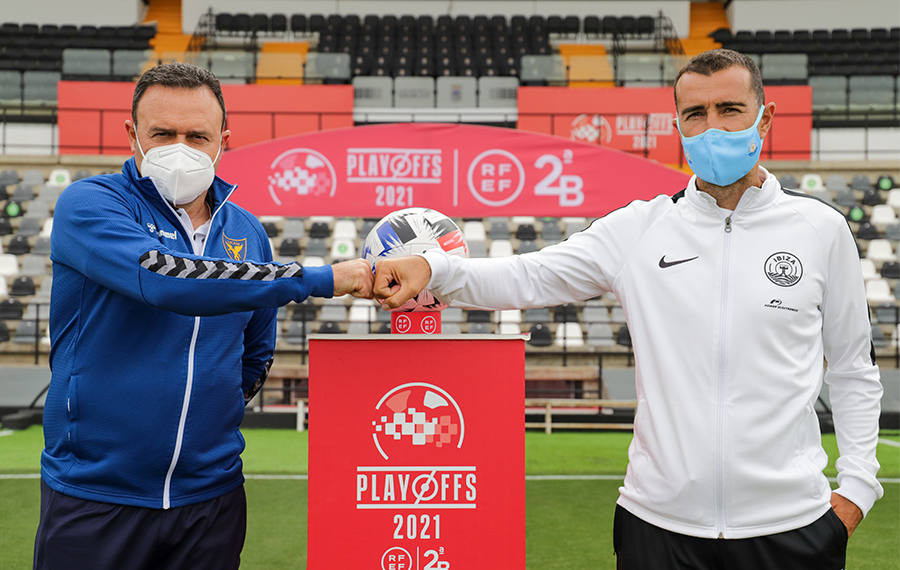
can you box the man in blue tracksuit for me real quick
[33,62,373,569]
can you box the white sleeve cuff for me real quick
[420,249,450,291]
[834,476,881,517]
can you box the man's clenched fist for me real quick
[373,256,432,309]
[332,258,375,298]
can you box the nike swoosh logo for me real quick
[659,255,699,268]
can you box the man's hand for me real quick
[373,256,432,309]
[331,258,374,298]
[830,492,863,537]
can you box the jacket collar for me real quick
[684,166,781,216]
[122,156,237,212]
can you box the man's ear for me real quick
[216,129,231,167]
[124,119,137,155]
[758,102,776,139]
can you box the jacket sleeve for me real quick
[422,198,656,309]
[242,226,278,403]
[51,179,334,317]
[822,219,884,516]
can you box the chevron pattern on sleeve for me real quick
[139,250,303,281]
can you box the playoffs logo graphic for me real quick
[570,114,612,145]
[267,148,337,206]
[361,382,475,511]
[372,382,465,460]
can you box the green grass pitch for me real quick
[2,427,898,569]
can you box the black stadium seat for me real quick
[232,13,251,34]
[881,262,900,279]
[7,234,30,254]
[250,13,268,34]
[553,304,579,322]
[318,321,342,333]
[616,325,632,347]
[602,16,618,35]
[0,298,23,320]
[527,323,552,346]
[467,310,491,323]
[270,14,287,33]
[290,14,307,33]
[637,16,654,35]
[10,276,35,297]
[278,238,301,257]
[710,28,732,43]
[292,303,318,322]
[262,221,278,237]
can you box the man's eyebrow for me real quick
[715,101,747,109]
[679,101,748,116]
[148,127,176,135]
[680,104,706,116]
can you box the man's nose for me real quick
[705,110,726,131]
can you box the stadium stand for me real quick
[0,2,898,428]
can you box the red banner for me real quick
[308,336,525,569]
[517,86,813,163]
[57,82,353,155]
[217,123,689,217]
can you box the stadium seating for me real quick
[2,165,900,365]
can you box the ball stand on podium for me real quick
[307,309,526,569]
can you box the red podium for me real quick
[308,334,525,569]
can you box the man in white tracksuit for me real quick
[373,49,883,569]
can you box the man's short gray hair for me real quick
[674,48,765,108]
[132,62,227,128]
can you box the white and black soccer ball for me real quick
[362,207,468,311]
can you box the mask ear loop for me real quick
[211,137,223,165]
[134,127,147,159]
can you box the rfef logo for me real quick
[372,382,465,460]
[467,149,525,207]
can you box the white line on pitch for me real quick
[1,474,899,484]
[879,438,900,449]
[244,474,307,480]
[0,430,14,437]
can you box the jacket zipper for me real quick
[715,214,733,537]
[161,185,237,509]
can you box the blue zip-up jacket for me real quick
[42,157,333,509]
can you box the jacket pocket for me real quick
[793,403,827,498]
[826,508,849,545]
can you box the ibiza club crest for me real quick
[764,251,803,287]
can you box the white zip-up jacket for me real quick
[422,169,883,539]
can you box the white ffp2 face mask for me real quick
[136,137,221,205]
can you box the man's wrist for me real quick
[304,264,334,298]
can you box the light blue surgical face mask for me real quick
[677,105,765,187]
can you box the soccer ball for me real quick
[362,207,468,311]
